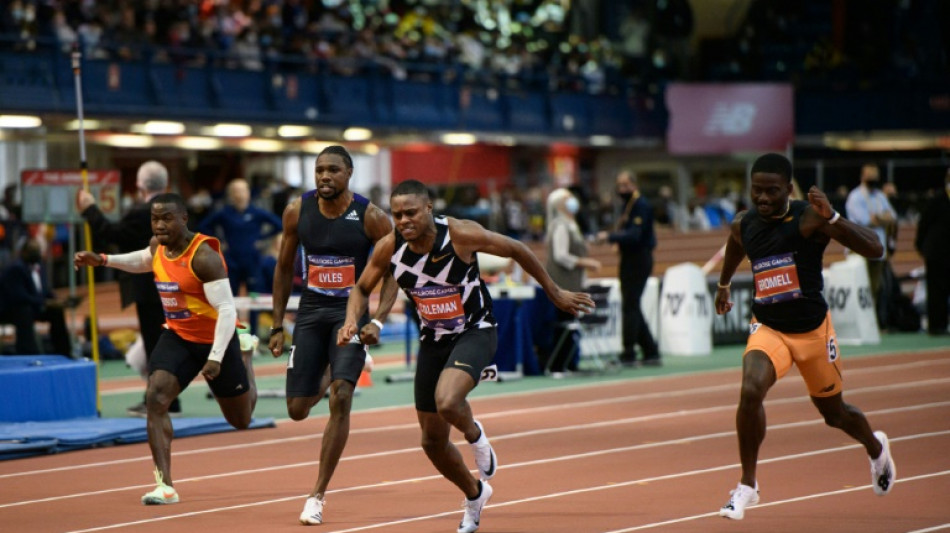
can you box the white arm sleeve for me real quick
[203,278,237,363]
[105,248,153,273]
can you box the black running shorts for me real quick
[285,307,367,397]
[414,327,498,413]
[150,329,249,398]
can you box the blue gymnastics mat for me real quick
[0,417,276,460]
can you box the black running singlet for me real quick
[297,191,372,311]
[390,216,496,341]
[740,200,830,333]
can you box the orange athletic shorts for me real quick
[744,312,843,397]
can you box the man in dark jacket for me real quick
[597,171,660,366]
[0,238,71,356]
[77,160,176,415]
[915,168,950,335]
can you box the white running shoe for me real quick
[870,431,896,496]
[719,482,759,520]
[470,420,497,480]
[299,496,325,525]
[141,468,179,505]
[458,480,492,533]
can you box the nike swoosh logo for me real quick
[163,490,176,499]
[453,361,472,369]
[431,252,452,263]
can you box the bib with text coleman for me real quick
[410,285,465,330]
[307,255,356,297]
[751,252,803,305]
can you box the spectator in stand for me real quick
[198,179,282,335]
[543,188,601,376]
[845,163,897,329]
[0,238,72,357]
[198,178,283,299]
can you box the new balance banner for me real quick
[666,83,794,154]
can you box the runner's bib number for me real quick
[307,255,356,297]
[751,252,803,305]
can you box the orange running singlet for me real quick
[153,234,229,344]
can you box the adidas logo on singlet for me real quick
[344,210,359,221]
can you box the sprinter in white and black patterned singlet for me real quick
[337,180,595,532]
[268,145,399,525]
[714,153,897,520]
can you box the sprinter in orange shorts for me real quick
[714,153,896,520]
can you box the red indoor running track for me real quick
[1,349,948,533]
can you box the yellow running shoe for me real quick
[141,468,179,505]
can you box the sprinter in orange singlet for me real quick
[75,193,257,505]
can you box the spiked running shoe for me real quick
[870,431,896,496]
[470,420,497,480]
[141,469,179,505]
[299,496,325,525]
[719,482,759,520]
[458,480,492,533]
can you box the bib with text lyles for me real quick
[410,285,466,330]
[751,252,803,305]
[307,255,356,297]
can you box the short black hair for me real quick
[150,192,188,213]
[391,179,431,199]
[750,153,793,182]
[318,145,353,169]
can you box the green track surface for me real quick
[96,333,948,421]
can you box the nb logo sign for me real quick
[704,102,757,136]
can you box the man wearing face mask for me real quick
[597,171,660,366]
[845,163,897,329]
[0,238,72,356]
[544,189,602,375]
[914,168,950,335]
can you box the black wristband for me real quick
[269,326,284,336]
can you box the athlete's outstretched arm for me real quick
[449,218,594,316]
[338,232,395,345]
[269,199,301,357]
[715,211,748,315]
[805,186,884,259]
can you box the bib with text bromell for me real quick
[751,252,802,305]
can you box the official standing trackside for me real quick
[337,180,595,533]
[74,193,257,505]
[714,154,895,520]
[597,171,660,367]
[268,145,399,526]
[77,160,176,416]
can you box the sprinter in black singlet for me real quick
[269,145,398,526]
[338,179,595,533]
[715,153,896,520]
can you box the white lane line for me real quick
[907,524,950,533]
[60,431,950,533]
[2,375,947,483]
[7,401,950,509]
[600,470,950,532]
